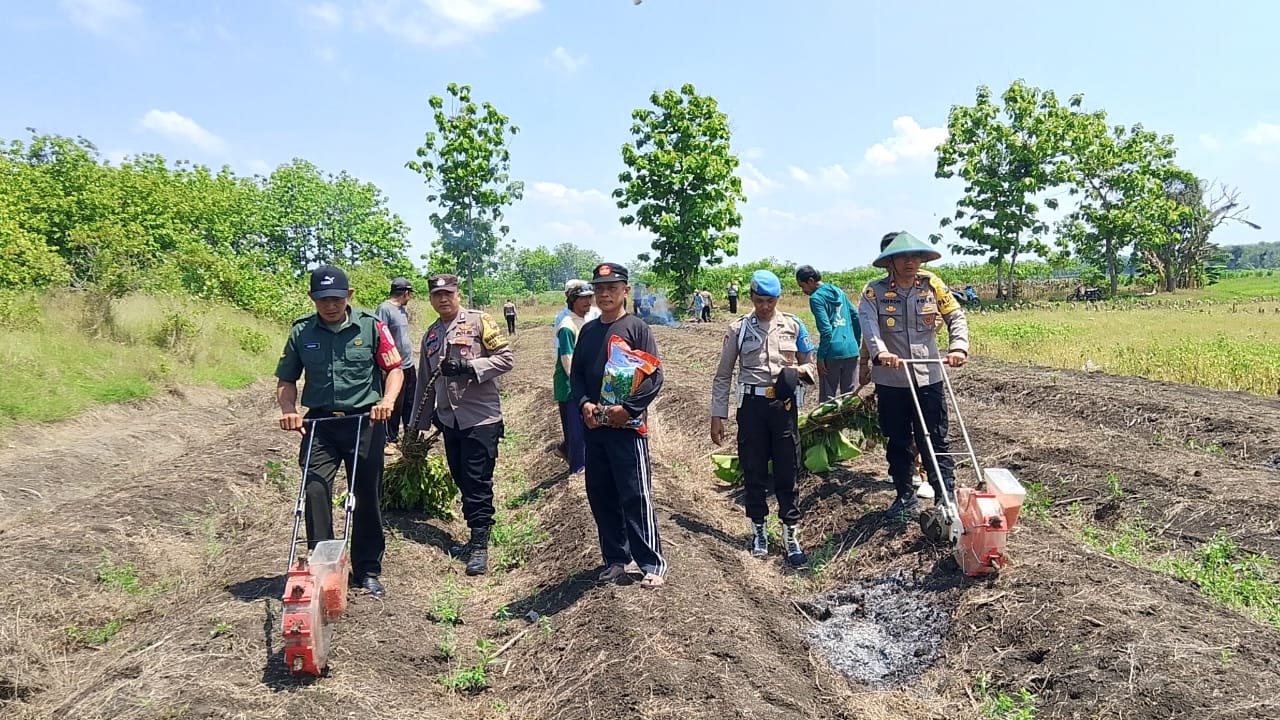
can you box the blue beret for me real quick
[750,269,781,298]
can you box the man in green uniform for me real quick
[275,265,404,598]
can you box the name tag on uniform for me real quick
[303,342,320,350]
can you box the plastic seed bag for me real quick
[600,336,661,433]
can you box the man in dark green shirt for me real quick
[275,265,404,598]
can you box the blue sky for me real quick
[4,0,1277,271]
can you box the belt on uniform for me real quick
[740,384,775,399]
[308,406,374,418]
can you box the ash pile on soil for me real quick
[804,573,951,690]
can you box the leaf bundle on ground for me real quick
[382,433,457,518]
[712,391,885,482]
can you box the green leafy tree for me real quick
[1057,117,1180,296]
[552,242,602,286]
[933,81,1077,299]
[261,159,408,273]
[407,83,524,305]
[613,83,746,302]
[513,246,558,293]
[1139,176,1260,291]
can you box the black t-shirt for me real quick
[569,313,663,418]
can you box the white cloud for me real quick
[529,181,609,210]
[246,159,273,175]
[356,0,542,47]
[1243,122,1280,146]
[863,116,948,169]
[138,110,227,154]
[785,163,851,191]
[547,46,586,73]
[737,162,781,196]
[61,0,141,35]
[754,202,878,230]
[306,2,344,27]
[741,146,765,160]
[1199,134,1223,151]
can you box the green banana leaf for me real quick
[803,444,832,473]
[826,430,862,462]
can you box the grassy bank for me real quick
[0,291,284,426]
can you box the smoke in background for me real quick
[636,285,678,326]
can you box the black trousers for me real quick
[505,315,516,334]
[701,306,711,322]
[584,427,666,576]
[386,366,416,443]
[440,420,503,529]
[300,414,385,579]
[737,395,802,524]
[728,295,738,313]
[876,383,954,500]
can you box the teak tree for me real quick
[407,83,523,305]
[613,84,746,304]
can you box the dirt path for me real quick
[3,322,1280,719]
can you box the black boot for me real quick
[465,527,490,576]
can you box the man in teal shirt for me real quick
[553,283,594,475]
[796,265,861,402]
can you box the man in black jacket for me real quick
[570,262,667,588]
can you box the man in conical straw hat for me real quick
[857,231,969,522]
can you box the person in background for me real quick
[553,283,595,476]
[570,262,667,588]
[553,280,601,347]
[275,265,403,598]
[858,232,969,521]
[690,290,705,323]
[375,277,417,452]
[727,280,739,314]
[795,265,861,402]
[409,274,515,576]
[502,299,517,335]
[700,288,713,322]
[710,270,817,565]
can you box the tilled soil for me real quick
[1,320,1279,719]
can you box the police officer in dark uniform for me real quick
[276,265,404,598]
[409,274,515,576]
[710,270,818,566]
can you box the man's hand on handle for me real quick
[944,350,968,367]
[279,412,305,434]
[371,399,395,423]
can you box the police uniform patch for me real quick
[885,305,896,313]
[354,337,364,346]
[920,304,936,314]
[303,342,320,350]
[884,290,898,298]
[864,288,876,300]
[886,317,896,327]
[435,278,447,288]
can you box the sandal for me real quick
[596,564,627,583]
[639,573,665,589]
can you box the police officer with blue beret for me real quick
[710,270,818,566]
